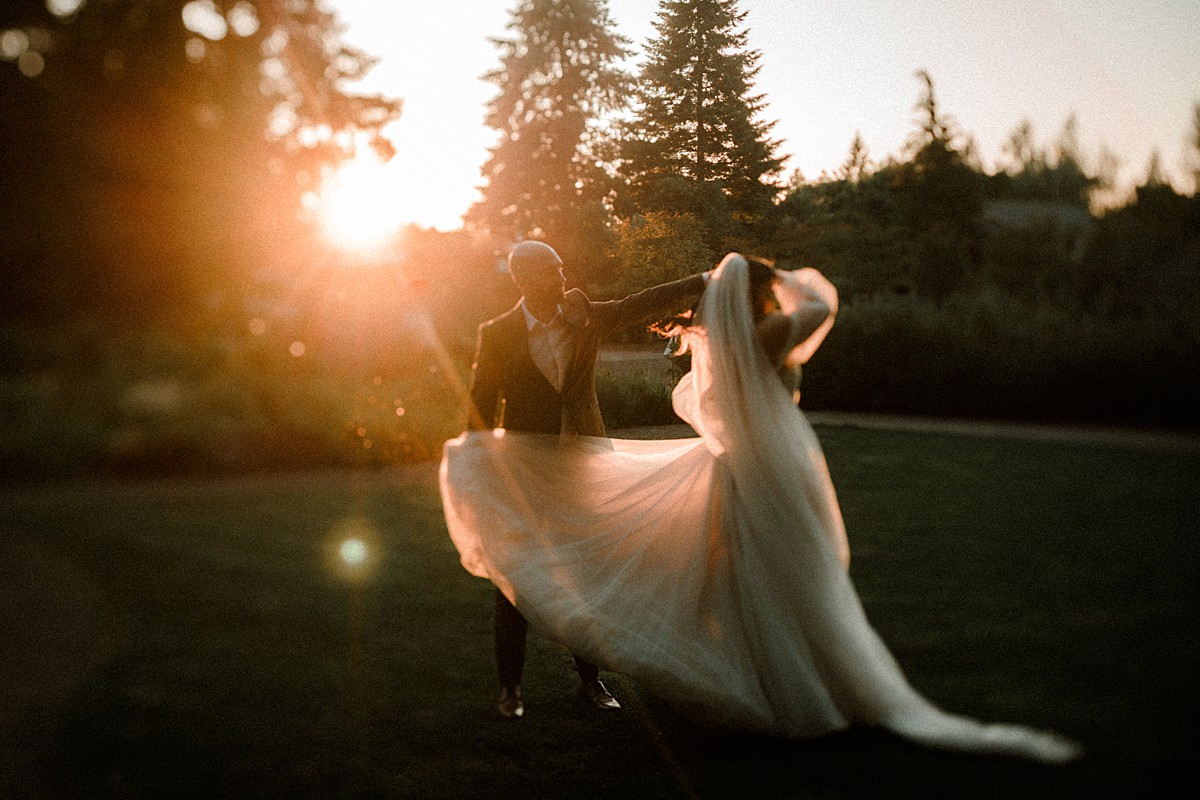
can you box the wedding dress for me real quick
[440,255,1080,763]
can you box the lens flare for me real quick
[317,154,401,253]
[339,537,368,567]
[325,516,381,582]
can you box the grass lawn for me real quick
[1,426,1196,799]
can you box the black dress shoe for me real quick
[578,679,621,710]
[496,686,524,719]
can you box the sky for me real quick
[327,0,1199,231]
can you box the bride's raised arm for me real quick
[755,268,838,367]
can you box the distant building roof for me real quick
[983,200,1094,231]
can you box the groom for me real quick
[467,240,708,718]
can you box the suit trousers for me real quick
[494,588,598,688]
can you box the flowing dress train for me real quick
[440,257,1080,763]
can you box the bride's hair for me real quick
[651,254,776,347]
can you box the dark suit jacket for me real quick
[467,274,707,436]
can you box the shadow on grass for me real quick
[1,427,1196,799]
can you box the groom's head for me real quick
[509,241,566,310]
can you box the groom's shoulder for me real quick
[479,303,523,335]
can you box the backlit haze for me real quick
[325,0,1199,233]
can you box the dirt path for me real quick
[615,411,1200,454]
[807,411,1200,452]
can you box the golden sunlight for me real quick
[316,154,402,252]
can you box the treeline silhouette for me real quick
[1,1,1196,480]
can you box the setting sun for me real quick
[315,154,402,252]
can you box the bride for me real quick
[440,253,1081,763]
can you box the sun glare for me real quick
[317,154,401,252]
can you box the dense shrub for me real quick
[3,284,1196,483]
[0,322,467,481]
[596,367,681,430]
[593,290,1200,432]
[803,290,1200,428]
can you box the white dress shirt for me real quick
[521,301,574,392]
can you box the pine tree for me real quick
[896,71,982,224]
[838,131,871,185]
[1000,118,1044,177]
[468,0,632,271]
[1144,149,1168,187]
[1047,114,1096,207]
[622,0,784,247]
[892,70,983,298]
[1191,102,1200,195]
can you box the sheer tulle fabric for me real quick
[440,256,1080,762]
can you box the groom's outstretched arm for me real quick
[589,273,708,336]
